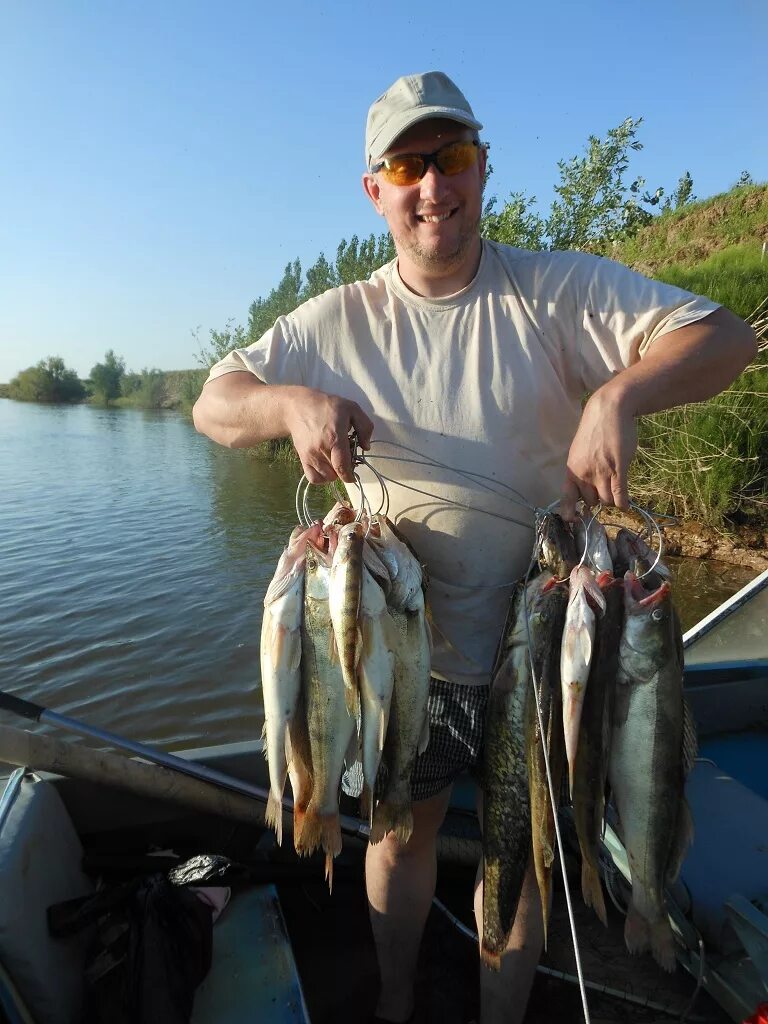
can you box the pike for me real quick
[560,565,606,795]
[481,576,540,969]
[609,572,696,971]
[523,571,568,946]
[296,537,357,890]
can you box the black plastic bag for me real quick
[51,873,212,1024]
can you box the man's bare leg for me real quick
[366,785,454,1022]
[473,857,544,1024]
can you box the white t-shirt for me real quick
[206,240,719,685]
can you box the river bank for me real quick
[605,509,768,572]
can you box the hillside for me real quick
[612,183,768,278]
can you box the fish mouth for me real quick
[624,571,671,608]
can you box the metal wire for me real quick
[522,522,592,1024]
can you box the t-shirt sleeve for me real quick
[204,315,306,387]
[569,253,720,393]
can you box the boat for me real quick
[0,570,766,1023]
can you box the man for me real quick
[193,72,756,1023]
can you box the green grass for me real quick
[653,245,768,321]
[613,183,768,275]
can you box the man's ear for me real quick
[362,173,384,216]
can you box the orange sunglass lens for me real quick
[380,156,424,186]
[438,142,477,173]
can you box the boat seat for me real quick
[0,771,94,1024]
[679,758,768,956]
[190,884,310,1024]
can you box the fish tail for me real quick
[624,903,651,956]
[343,677,358,716]
[650,918,677,972]
[298,808,342,865]
[265,791,283,847]
[360,783,374,827]
[581,859,607,927]
[370,796,413,846]
[292,803,307,849]
[480,943,502,972]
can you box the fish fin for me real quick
[581,860,608,927]
[480,945,502,972]
[649,918,677,972]
[370,792,413,846]
[417,711,430,756]
[583,572,607,613]
[682,699,698,776]
[344,725,360,769]
[287,630,302,673]
[325,852,334,895]
[328,628,339,665]
[360,784,373,827]
[624,903,651,956]
[265,791,284,847]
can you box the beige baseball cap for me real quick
[365,71,483,169]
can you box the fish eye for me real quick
[651,608,664,621]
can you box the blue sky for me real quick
[1,0,765,383]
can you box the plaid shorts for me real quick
[342,677,490,802]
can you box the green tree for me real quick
[663,171,696,211]
[89,349,125,403]
[544,117,660,252]
[195,320,249,368]
[8,356,85,403]
[482,191,545,249]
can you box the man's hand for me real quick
[286,388,374,484]
[559,387,636,521]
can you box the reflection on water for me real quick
[0,399,760,754]
[666,556,756,634]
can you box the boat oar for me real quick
[0,723,267,827]
[0,689,371,841]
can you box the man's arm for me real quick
[192,371,374,484]
[560,306,758,519]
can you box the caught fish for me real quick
[358,565,398,819]
[560,566,606,794]
[329,521,365,714]
[573,517,614,574]
[609,572,695,970]
[537,512,578,580]
[297,536,357,890]
[523,572,568,946]
[614,528,670,590]
[572,571,621,926]
[260,522,321,845]
[481,578,536,970]
[369,516,424,612]
[369,594,431,845]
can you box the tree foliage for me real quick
[482,118,696,253]
[8,356,86,403]
[89,349,125,403]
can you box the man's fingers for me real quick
[350,406,375,450]
[329,440,355,483]
[611,474,630,511]
[558,476,581,522]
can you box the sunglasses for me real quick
[370,139,482,186]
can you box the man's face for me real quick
[363,119,486,277]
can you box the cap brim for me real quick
[368,108,483,167]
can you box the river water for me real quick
[0,400,757,751]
